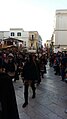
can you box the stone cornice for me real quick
[55,29,67,31]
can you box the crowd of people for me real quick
[0,48,47,118]
[0,48,67,118]
[49,51,67,82]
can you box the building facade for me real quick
[29,31,42,50]
[46,40,51,48]
[0,28,42,52]
[0,31,9,40]
[54,9,67,51]
[10,28,29,48]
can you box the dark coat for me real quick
[23,60,39,81]
[0,73,19,119]
[5,61,15,73]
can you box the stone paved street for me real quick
[14,63,67,119]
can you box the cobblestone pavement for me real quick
[14,63,67,119]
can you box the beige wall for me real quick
[29,31,38,49]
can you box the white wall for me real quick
[10,28,23,38]
[55,10,67,48]
[0,31,9,40]
[0,31,4,40]
[4,31,9,39]
[56,14,67,30]
[10,28,29,48]
[55,31,67,45]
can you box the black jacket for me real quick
[23,60,39,81]
[0,73,19,119]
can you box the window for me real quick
[25,41,26,46]
[32,35,34,40]
[11,32,15,36]
[17,32,21,36]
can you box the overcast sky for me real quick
[0,0,67,44]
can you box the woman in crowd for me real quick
[0,53,19,119]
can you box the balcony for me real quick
[29,36,37,41]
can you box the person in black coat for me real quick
[22,54,39,108]
[0,58,19,119]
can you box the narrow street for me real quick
[14,63,67,119]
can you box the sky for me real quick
[0,0,67,44]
